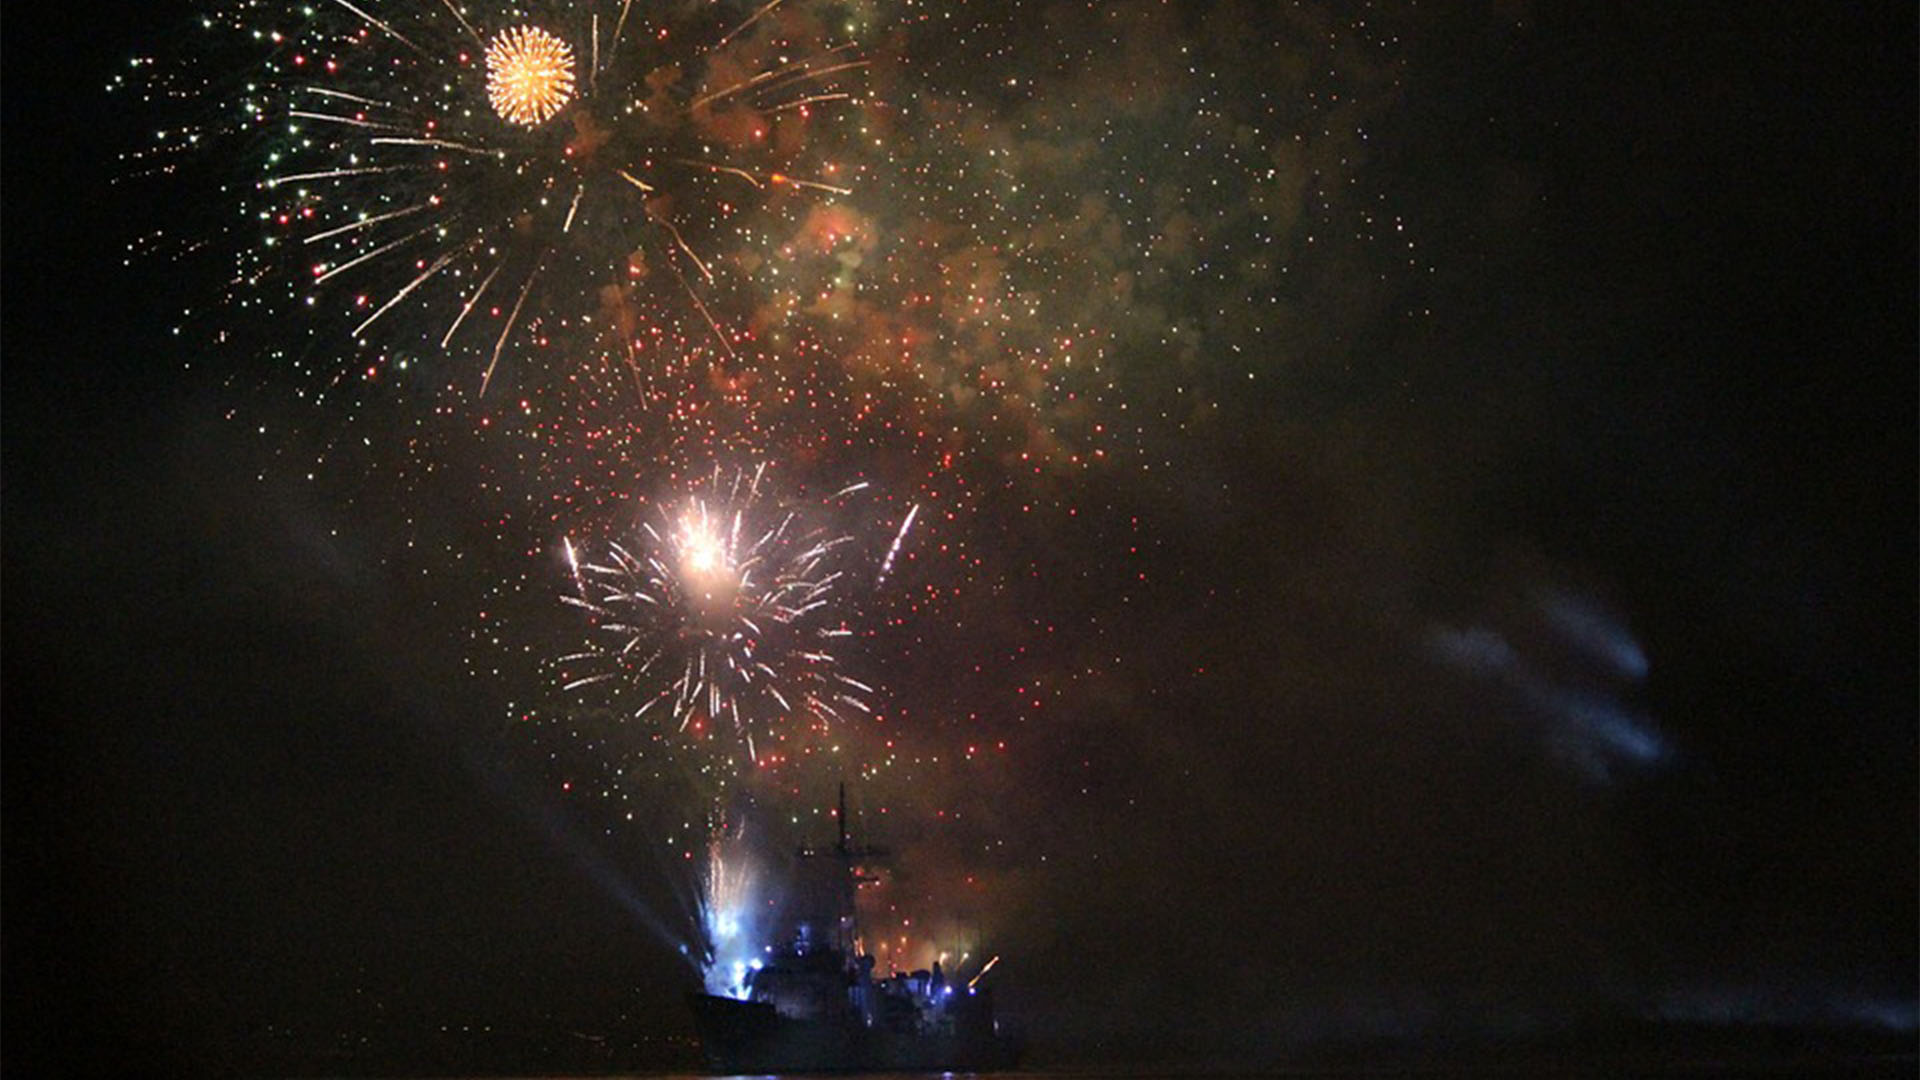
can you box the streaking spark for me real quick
[876,503,918,587]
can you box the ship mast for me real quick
[796,783,885,956]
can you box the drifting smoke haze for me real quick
[4,0,1914,1075]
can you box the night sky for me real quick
[5,2,1915,1076]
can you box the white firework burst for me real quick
[560,465,874,766]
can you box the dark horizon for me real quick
[4,1,1915,1076]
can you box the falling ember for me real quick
[485,26,576,127]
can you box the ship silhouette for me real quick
[688,785,1022,1072]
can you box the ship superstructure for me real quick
[687,786,1021,1072]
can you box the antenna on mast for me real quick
[800,782,885,861]
[838,782,850,855]
[797,782,885,955]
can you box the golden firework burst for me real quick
[485,26,576,127]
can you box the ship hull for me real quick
[689,992,1021,1073]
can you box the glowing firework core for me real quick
[485,26,576,127]
[680,515,731,581]
[678,511,741,617]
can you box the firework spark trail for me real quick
[305,87,391,108]
[691,44,864,109]
[672,264,739,360]
[314,226,436,285]
[877,503,918,586]
[287,110,414,133]
[368,135,495,156]
[713,0,788,51]
[441,257,504,350]
[482,257,544,396]
[263,165,411,188]
[327,0,424,54]
[352,244,469,337]
[437,0,484,44]
[563,181,587,233]
[765,91,854,116]
[302,202,430,245]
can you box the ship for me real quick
[687,786,1023,1073]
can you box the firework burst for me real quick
[485,26,576,127]
[132,0,872,391]
[558,464,882,772]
